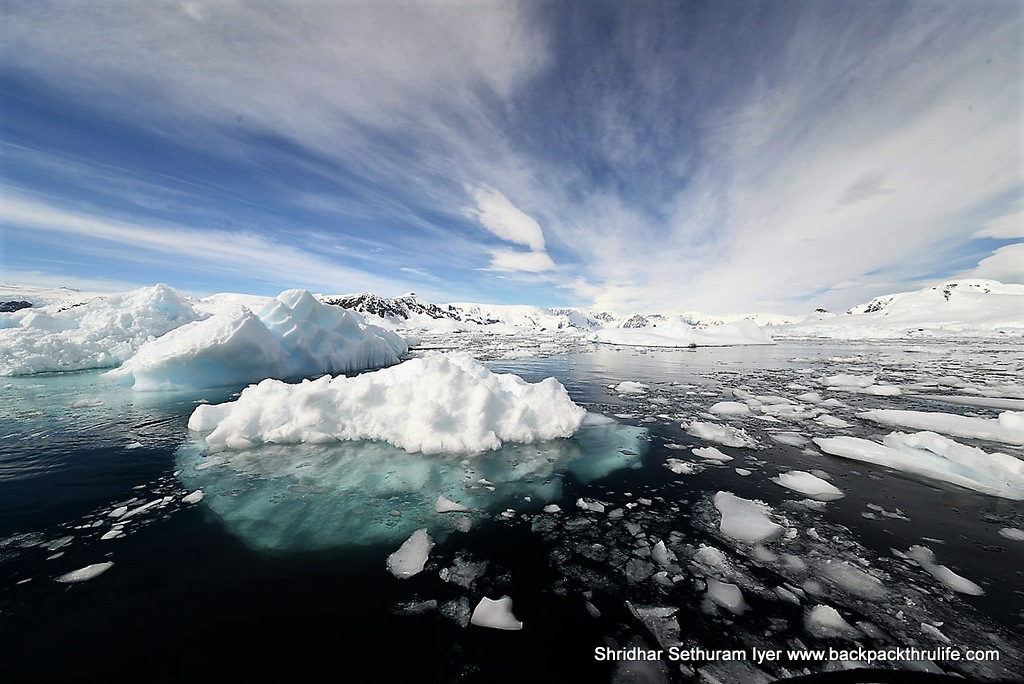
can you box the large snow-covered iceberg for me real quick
[110,289,408,390]
[593,319,774,348]
[188,352,586,454]
[0,284,201,375]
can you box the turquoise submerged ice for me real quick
[177,414,645,552]
[179,354,646,551]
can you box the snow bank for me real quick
[0,284,200,375]
[593,319,774,348]
[714,491,784,543]
[110,289,408,390]
[814,432,1024,499]
[188,352,586,454]
[859,409,1024,446]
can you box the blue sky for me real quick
[1,0,1021,315]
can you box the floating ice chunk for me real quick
[615,381,649,394]
[543,504,561,513]
[651,540,677,566]
[692,446,733,462]
[182,490,204,504]
[470,596,523,630]
[770,432,808,447]
[814,432,1024,500]
[55,561,114,583]
[706,578,747,615]
[859,409,1024,446]
[735,468,751,476]
[823,374,876,388]
[577,498,606,513]
[687,421,759,448]
[814,414,851,429]
[905,545,984,595]
[110,289,408,390]
[999,527,1024,541]
[386,528,434,579]
[804,605,858,640]
[709,401,750,416]
[665,459,703,475]
[434,495,469,513]
[714,492,783,543]
[772,471,845,501]
[189,352,586,455]
[818,560,885,598]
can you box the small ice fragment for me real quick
[804,604,858,639]
[735,468,751,476]
[708,401,750,416]
[542,504,561,513]
[714,491,783,543]
[386,528,434,579]
[906,545,984,595]
[108,506,128,518]
[56,561,114,583]
[434,495,469,513]
[615,381,649,394]
[576,498,606,513]
[665,459,702,475]
[998,527,1024,541]
[706,578,747,615]
[182,490,204,504]
[693,446,732,462]
[470,596,523,630]
[771,471,844,501]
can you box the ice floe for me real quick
[387,528,434,578]
[55,561,114,583]
[859,409,1024,446]
[771,471,845,501]
[714,492,783,543]
[686,422,760,448]
[594,319,773,348]
[814,431,1024,499]
[904,545,984,595]
[470,596,523,630]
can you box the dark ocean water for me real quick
[1,341,1022,682]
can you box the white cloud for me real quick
[958,243,1024,283]
[1,193,412,296]
[487,248,555,273]
[466,186,546,251]
[974,211,1024,239]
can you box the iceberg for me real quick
[0,284,200,375]
[109,289,408,390]
[188,352,586,454]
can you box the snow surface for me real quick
[780,279,1024,339]
[594,319,774,348]
[0,285,201,375]
[771,471,845,501]
[387,528,434,578]
[470,596,523,630]
[188,352,586,454]
[814,432,1024,500]
[110,289,407,390]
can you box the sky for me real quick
[1,0,1022,316]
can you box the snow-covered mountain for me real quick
[782,279,1024,338]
